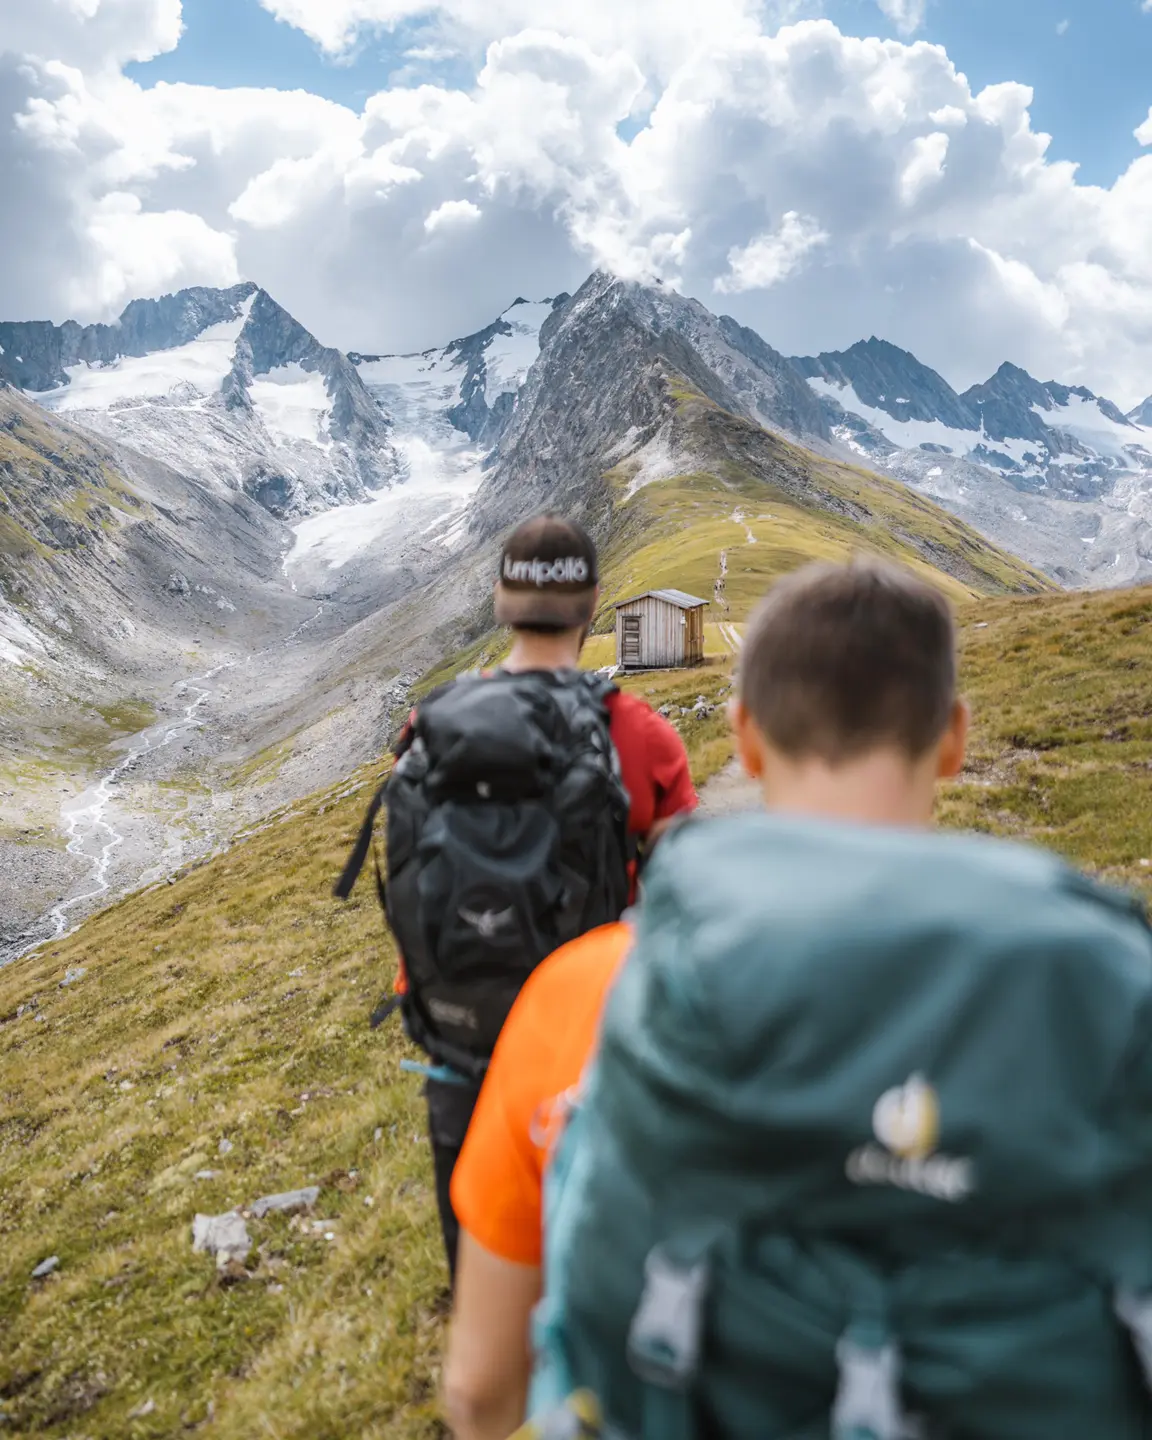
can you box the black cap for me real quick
[495,514,599,629]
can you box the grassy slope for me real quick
[6,581,1152,1436]
[0,388,142,565]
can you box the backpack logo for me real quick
[427,998,479,1031]
[459,904,517,941]
[846,1074,974,1203]
[872,1074,940,1160]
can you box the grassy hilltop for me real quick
[4,445,1151,1437]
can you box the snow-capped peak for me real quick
[12,283,400,518]
[350,293,569,447]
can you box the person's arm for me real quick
[444,1234,542,1440]
[634,713,698,857]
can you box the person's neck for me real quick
[502,629,583,673]
[759,750,937,829]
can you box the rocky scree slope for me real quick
[0,384,325,954]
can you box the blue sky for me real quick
[129,0,1152,188]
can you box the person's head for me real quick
[731,557,968,827]
[495,514,600,664]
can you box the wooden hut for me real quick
[614,589,708,670]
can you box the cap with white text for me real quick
[495,515,599,630]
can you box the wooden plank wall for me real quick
[616,597,696,668]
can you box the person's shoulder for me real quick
[607,688,671,731]
[512,922,633,1020]
[607,688,687,748]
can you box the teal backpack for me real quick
[532,813,1152,1439]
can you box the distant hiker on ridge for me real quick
[336,514,697,1286]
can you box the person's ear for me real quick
[936,698,970,780]
[730,697,768,780]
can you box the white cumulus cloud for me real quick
[716,212,828,293]
[875,0,927,36]
[3,2,1152,409]
[424,197,482,232]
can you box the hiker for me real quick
[336,514,696,1288]
[445,557,1152,1440]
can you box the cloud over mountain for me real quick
[1,0,1151,404]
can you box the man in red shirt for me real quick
[419,514,696,1283]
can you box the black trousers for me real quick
[425,1074,483,1287]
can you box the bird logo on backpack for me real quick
[847,1073,974,1203]
[872,1074,940,1160]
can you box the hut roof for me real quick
[613,588,709,611]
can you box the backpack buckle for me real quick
[626,1247,708,1389]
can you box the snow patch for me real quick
[0,605,47,665]
[1037,393,1149,461]
[287,432,484,572]
[35,296,254,413]
[484,301,554,397]
[250,364,331,446]
[808,377,1043,470]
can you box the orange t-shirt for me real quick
[451,922,633,1267]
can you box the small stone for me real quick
[192,1211,251,1266]
[31,1256,60,1280]
[247,1186,320,1219]
[60,967,87,988]
[288,968,305,978]
[218,1138,233,1155]
[374,1128,383,1143]
[194,1170,217,1181]
[119,1080,134,1091]
[129,1399,157,1419]
[364,1196,375,1208]
[267,1283,284,1295]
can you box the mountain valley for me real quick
[3,266,1145,966]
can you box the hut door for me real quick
[621,614,642,666]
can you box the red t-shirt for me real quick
[603,689,698,837]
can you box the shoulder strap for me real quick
[333,783,387,900]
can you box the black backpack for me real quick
[335,669,633,1079]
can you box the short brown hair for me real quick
[738,558,957,763]
[494,514,599,633]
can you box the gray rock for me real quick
[247,1185,320,1218]
[59,966,86,988]
[165,572,191,597]
[31,1255,60,1279]
[217,1137,233,1155]
[191,1211,251,1268]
